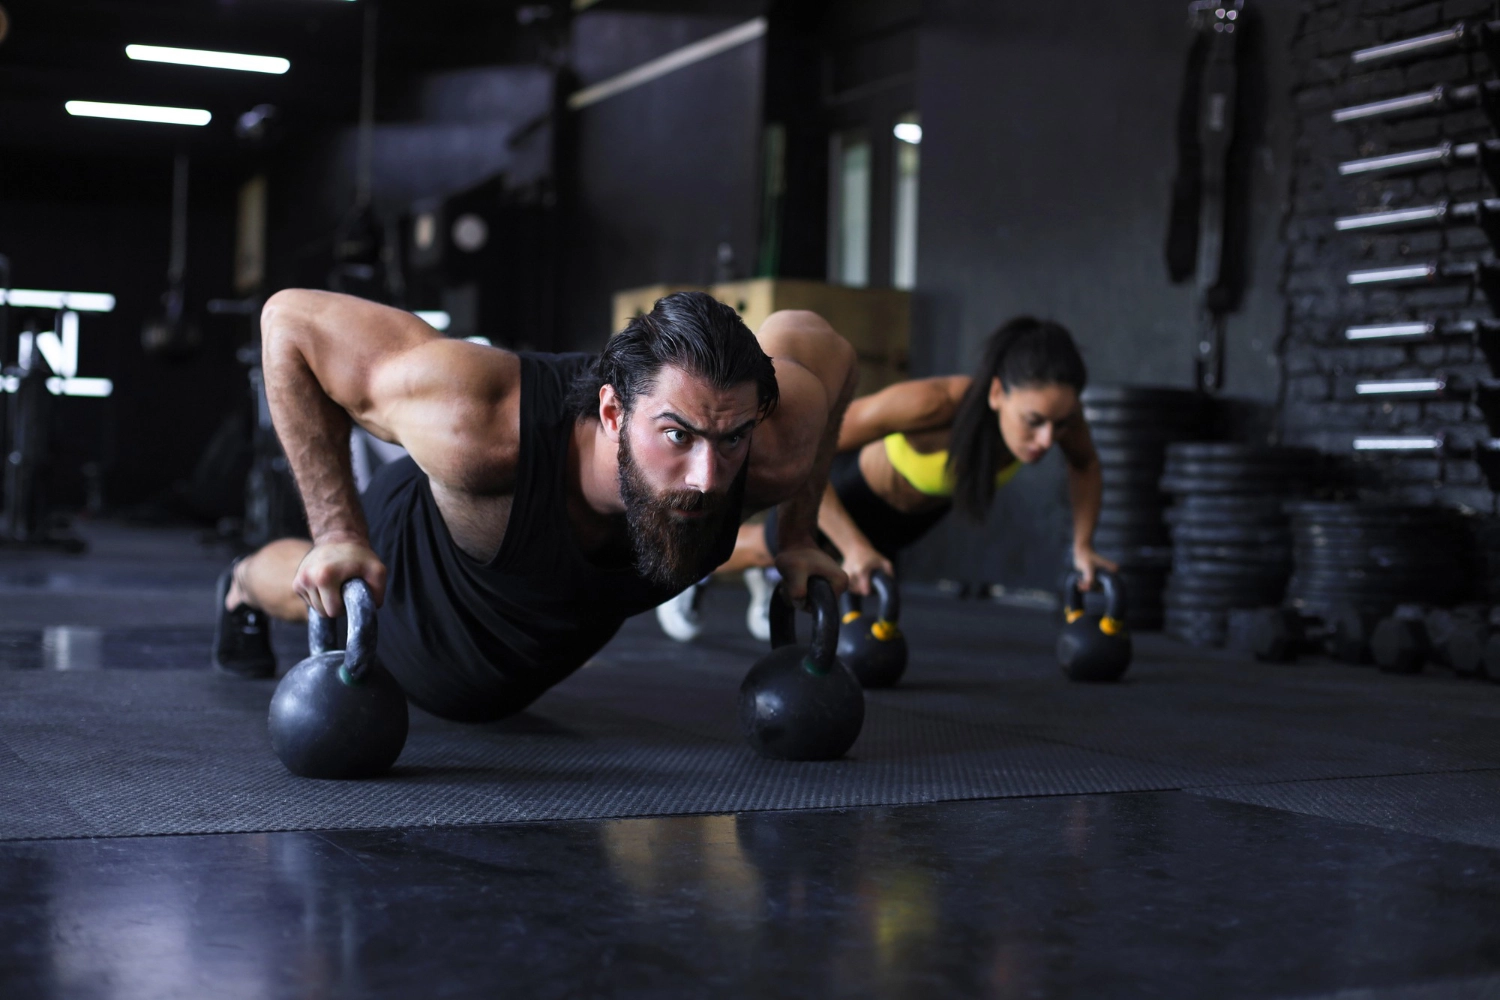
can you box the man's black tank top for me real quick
[362,351,738,722]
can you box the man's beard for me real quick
[618,431,747,591]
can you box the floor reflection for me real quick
[5,793,1500,999]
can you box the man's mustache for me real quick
[656,489,726,513]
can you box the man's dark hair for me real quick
[570,291,779,420]
[948,316,1088,521]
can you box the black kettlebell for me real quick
[836,570,908,688]
[1057,569,1132,682]
[268,578,409,779]
[739,576,865,760]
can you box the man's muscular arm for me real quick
[260,289,520,616]
[751,310,858,601]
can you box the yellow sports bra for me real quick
[882,433,1021,499]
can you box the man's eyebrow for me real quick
[657,411,758,439]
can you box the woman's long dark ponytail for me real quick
[947,316,1088,521]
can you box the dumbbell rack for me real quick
[1323,12,1500,495]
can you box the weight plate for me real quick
[1100,487,1168,508]
[1165,443,1320,463]
[1159,475,1310,496]
[1161,460,1319,479]
[1173,495,1293,515]
[1091,427,1192,449]
[1167,507,1289,528]
[1095,546,1174,569]
[1098,510,1168,530]
[1101,467,1169,488]
[1083,406,1204,430]
[1170,525,1293,545]
[1171,560,1291,579]
[1082,386,1207,408]
[1094,528,1171,548]
[1174,544,1293,564]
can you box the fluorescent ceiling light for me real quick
[126,44,289,75]
[0,289,115,312]
[894,122,922,144]
[0,376,113,398]
[414,310,450,331]
[65,101,211,126]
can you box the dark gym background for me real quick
[0,0,1490,588]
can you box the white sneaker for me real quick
[744,568,773,643]
[656,583,705,642]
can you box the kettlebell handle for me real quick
[870,569,900,624]
[1062,568,1126,626]
[307,578,378,681]
[768,576,839,675]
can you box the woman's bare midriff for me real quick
[856,428,955,514]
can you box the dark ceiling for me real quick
[0,0,563,161]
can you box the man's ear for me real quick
[599,384,625,442]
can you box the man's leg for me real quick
[213,538,312,677]
[718,522,774,573]
[226,538,313,622]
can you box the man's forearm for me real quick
[262,307,369,545]
[773,364,857,551]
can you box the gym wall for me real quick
[0,151,244,510]
[561,9,768,350]
[901,0,1301,593]
[1279,0,1500,513]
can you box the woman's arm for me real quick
[836,376,970,451]
[1058,424,1116,588]
[815,481,894,596]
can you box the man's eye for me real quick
[666,428,688,445]
[723,434,744,448]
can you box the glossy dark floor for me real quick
[4,523,1500,999]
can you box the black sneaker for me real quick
[212,563,276,678]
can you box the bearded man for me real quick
[213,289,856,722]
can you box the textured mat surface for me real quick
[5,580,1500,840]
[1194,771,1500,851]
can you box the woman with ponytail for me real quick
[657,316,1114,642]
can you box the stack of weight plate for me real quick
[1285,502,1471,617]
[1082,386,1209,630]
[1160,444,1322,646]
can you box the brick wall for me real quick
[1282,0,1499,513]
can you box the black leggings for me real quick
[762,449,951,560]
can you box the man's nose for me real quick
[683,442,722,493]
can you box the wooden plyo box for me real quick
[610,279,911,397]
[609,284,707,339]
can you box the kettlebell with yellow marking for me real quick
[836,569,909,688]
[1057,569,1132,683]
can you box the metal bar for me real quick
[1354,378,1448,396]
[1346,264,1439,285]
[1334,202,1450,230]
[568,18,768,110]
[1332,86,1446,122]
[1353,435,1443,450]
[1352,23,1467,64]
[1338,141,1480,176]
[1344,321,1436,340]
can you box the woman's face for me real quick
[986,380,1080,464]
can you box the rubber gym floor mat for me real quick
[1190,770,1500,851]
[0,667,1195,840]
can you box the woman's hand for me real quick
[842,543,895,597]
[1072,544,1118,591]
